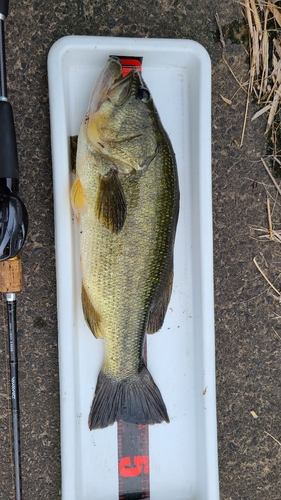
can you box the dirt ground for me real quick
[0,0,281,499]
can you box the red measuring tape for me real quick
[118,349,150,500]
[118,421,150,500]
[115,56,150,500]
[118,56,143,77]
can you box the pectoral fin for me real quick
[70,135,78,173]
[82,284,104,338]
[147,263,174,334]
[70,177,87,218]
[95,169,126,233]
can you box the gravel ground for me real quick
[0,1,281,499]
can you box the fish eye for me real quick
[136,88,150,102]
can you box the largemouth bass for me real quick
[71,56,179,430]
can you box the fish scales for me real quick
[71,56,179,429]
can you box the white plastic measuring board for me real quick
[48,36,218,500]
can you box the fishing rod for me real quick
[0,0,28,499]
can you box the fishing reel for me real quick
[0,100,28,262]
[0,180,28,262]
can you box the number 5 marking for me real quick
[119,456,149,477]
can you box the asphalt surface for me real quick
[0,1,281,499]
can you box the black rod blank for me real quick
[0,18,7,98]
[7,294,22,500]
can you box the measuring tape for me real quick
[109,56,150,500]
[118,56,143,77]
[118,335,150,500]
[118,420,150,500]
[118,335,149,499]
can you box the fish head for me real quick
[85,56,159,174]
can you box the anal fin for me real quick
[147,262,174,334]
[95,169,126,234]
[82,283,104,338]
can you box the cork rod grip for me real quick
[0,256,22,293]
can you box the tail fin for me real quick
[88,366,169,430]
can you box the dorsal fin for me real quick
[147,262,174,334]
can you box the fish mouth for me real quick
[85,57,149,173]
[88,56,144,113]
[87,56,130,115]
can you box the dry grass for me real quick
[243,0,281,141]
[250,156,281,243]
[216,3,281,303]
[239,3,281,297]
[264,430,281,446]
